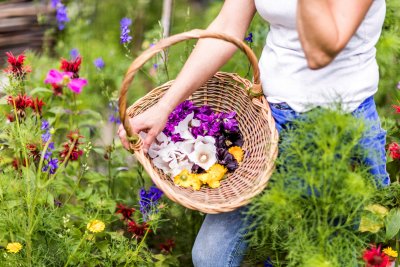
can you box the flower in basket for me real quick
[147,100,244,190]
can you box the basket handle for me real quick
[119,29,262,151]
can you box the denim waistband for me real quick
[269,96,375,112]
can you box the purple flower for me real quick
[191,164,205,174]
[245,32,253,43]
[120,18,132,44]
[220,111,239,133]
[109,114,121,124]
[41,120,50,131]
[217,148,238,172]
[94,58,105,69]
[153,63,158,69]
[44,142,55,160]
[55,3,69,30]
[42,132,51,143]
[70,49,79,60]
[51,0,60,8]
[42,158,58,174]
[397,81,400,90]
[139,186,163,220]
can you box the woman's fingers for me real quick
[117,124,131,150]
[143,129,158,153]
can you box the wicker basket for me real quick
[119,29,279,214]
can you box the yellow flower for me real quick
[174,170,202,191]
[174,169,193,188]
[87,219,105,233]
[364,204,389,217]
[6,242,22,253]
[228,146,244,163]
[383,247,398,258]
[198,164,227,188]
[359,215,383,233]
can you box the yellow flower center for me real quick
[199,154,208,163]
[181,174,188,181]
[62,75,71,85]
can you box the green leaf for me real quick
[29,87,53,95]
[385,208,400,240]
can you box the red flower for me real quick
[7,94,33,110]
[159,239,175,254]
[393,105,400,114]
[30,97,45,116]
[7,94,34,118]
[388,142,400,160]
[6,113,15,123]
[115,203,135,221]
[127,221,150,239]
[26,144,41,162]
[51,84,63,96]
[60,131,84,162]
[60,56,81,78]
[363,245,390,267]
[4,52,31,78]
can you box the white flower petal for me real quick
[191,119,201,127]
[188,142,217,171]
[174,113,195,140]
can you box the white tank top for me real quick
[254,0,386,112]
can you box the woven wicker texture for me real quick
[119,29,279,214]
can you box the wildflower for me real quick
[228,146,244,163]
[42,158,58,174]
[115,203,135,221]
[263,257,273,267]
[31,97,45,115]
[4,52,31,78]
[139,186,163,217]
[6,113,15,123]
[70,48,79,60]
[159,239,175,254]
[127,221,149,239]
[60,56,82,78]
[26,143,41,162]
[397,82,400,90]
[120,17,133,44]
[51,0,69,30]
[7,94,34,118]
[93,58,105,70]
[245,32,253,43]
[393,105,400,114]
[108,102,121,124]
[41,119,50,131]
[383,247,398,258]
[60,130,84,161]
[87,219,105,233]
[44,69,87,94]
[363,245,390,267]
[388,142,400,160]
[6,242,22,253]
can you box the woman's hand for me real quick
[117,102,171,153]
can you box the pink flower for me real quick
[44,69,87,94]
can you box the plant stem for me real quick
[64,232,87,267]
[395,232,399,267]
[11,99,32,266]
[124,224,151,267]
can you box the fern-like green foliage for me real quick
[245,109,378,267]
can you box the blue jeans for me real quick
[191,96,390,267]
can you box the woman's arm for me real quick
[297,0,373,69]
[118,1,256,152]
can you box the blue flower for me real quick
[70,49,79,60]
[139,186,163,219]
[51,0,60,8]
[245,32,253,43]
[54,2,69,30]
[94,58,105,69]
[120,17,133,44]
[42,158,58,174]
[41,132,51,143]
[264,257,273,267]
[41,120,50,131]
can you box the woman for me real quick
[118,1,389,266]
